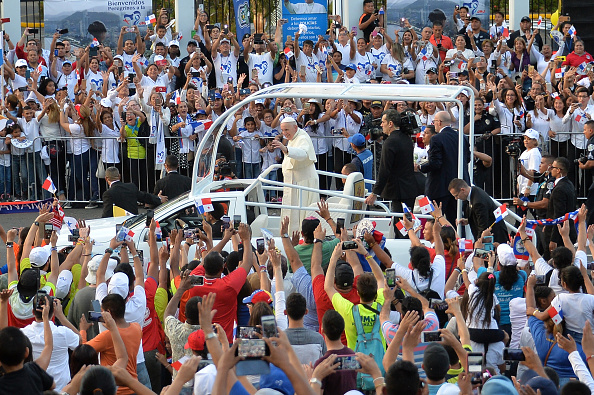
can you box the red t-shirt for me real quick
[142,276,165,352]
[179,266,247,342]
[562,52,594,80]
[429,35,453,62]
[15,44,48,66]
[312,274,360,345]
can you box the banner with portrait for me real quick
[385,0,489,38]
[281,0,328,43]
[44,0,153,50]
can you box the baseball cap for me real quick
[85,255,117,285]
[154,55,165,62]
[196,109,207,116]
[255,98,265,105]
[100,98,112,108]
[521,16,531,23]
[470,16,481,21]
[55,270,73,299]
[243,289,273,304]
[524,128,539,140]
[335,261,354,288]
[184,329,206,351]
[348,133,366,147]
[426,67,438,74]
[213,92,223,99]
[422,343,450,379]
[168,40,179,47]
[242,33,251,40]
[17,268,39,303]
[107,272,129,298]
[525,377,558,395]
[62,60,72,65]
[259,365,295,395]
[187,40,198,46]
[482,376,517,395]
[497,244,517,266]
[345,63,356,70]
[113,55,124,62]
[221,38,230,44]
[29,246,51,268]
[370,100,383,108]
[15,59,28,68]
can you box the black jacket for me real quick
[547,177,577,244]
[372,129,417,201]
[420,126,470,199]
[464,186,509,243]
[101,181,162,218]
[154,171,192,201]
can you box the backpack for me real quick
[352,302,386,391]
[411,269,448,327]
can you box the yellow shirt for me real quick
[125,119,146,159]
[332,288,386,350]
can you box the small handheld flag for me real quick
[190,119,213,133]
[537,16,542,27]
[458,238,473,252]
[502,27,510,39]
[284,47,294,58]
[90,38,100,48]
[493,204,508,223]
[568,25,577,38]
[147,14,157,25]
[549,299,564,325]
[49,203,65,231]
[116,226,135,242]
[395,220,408,236]
[42,176,57,194]
[195,198,214,214]
[171,356,189,371]
[418,196,435,214]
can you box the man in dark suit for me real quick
[448,178,508,243]
[419,111,470,225]
[154,155,192,201]
[365,109,417,217]
[545,157,577,254]
[101,167,165,218]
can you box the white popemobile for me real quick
[57,83,518,266]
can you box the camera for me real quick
[399,110,422,134]
[574,154,587,164]
[505,139,522,157]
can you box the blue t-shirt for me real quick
[528,316,586,378]
[478,268,526,325]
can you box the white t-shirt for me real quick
[392,254,446,299]
[85,69,104,92]
[238,129,262,164]
[213,51,239,88]
[381,54,404,83]
[349,51,374,82]
[53,71,78,101]
[370,44,389,79]
[247,52,274,84]
[466,283,500,329]
[100,124,121,164]
[517,147,541,195]
[332,109,362,151]
[303,113,328,154]
[67,123,91,155]
[21,321,80,391]
[552,292,594,334]
[11,74,28,90]
[534,250,587,296]
[445,48,475,73]
[35,111,63,140]
[295,51,321,83]
[334,41,351,65]
[530,109,553,142]
[18,117,42,153]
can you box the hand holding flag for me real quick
[195,198,214,214]
[493,203,508,223]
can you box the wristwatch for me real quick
[205,332,217,340]
[523,201,528,207]
[309,378,322,387]
[34,221,40,227]
[105,247,114,254]
[281,233,289,238]
[314,238,323,244]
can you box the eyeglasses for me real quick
[550,166,559,170]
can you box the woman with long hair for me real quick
[444,35,475,73]
[548,95,571,159]
[466,271,504,372]
[59,100,99,204]
[95,109,121,194]
[380,42,414,83]
[526,94,551,149]
[36,97,66,201]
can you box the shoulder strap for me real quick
[360,303,381,315]
[544,338,557,366]
[411,268,433,293]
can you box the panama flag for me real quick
[418,196,435,214]
[190,119,213,133]
[117,226,135,242]
[284,47,294,59]
[458,238,473,252]
[502,27,510,38]
[147,14,157,25]
[537,16,542,27]
[195,198,214,214]
[568,25,577,37]
[155,220,162,240]
[419,46,428,61]
[395,220,408,236]
[401,202,416,220]
[494,204,508,222]
[42,176,57,194]
[90,38,100,48]
[171,356,189,371]
[549,299,564,325]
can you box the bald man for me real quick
[271,118,319,232]
[418,111,470,224]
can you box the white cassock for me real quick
[281,128,320,232]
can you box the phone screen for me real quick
[467,353,484,383]
[233,215,241,230]
[421,331,441,342]
[336,355,361,370]
[261,315,278,338]
[256,238,265,255]
[44,223,53,239]
[503,348,525,361]
[237,339,268,358]
[237,326,261,339]
[222,216,230,229]
[336,218,345,235]
[385,268,396,287]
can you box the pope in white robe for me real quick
[272,117,320,232]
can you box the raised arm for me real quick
[324,243,343,299]
[102,311,129,369]
[280,216,304,273]
[236,223,254,273]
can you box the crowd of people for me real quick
[2,2,594,395]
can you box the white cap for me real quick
[497,244,517,266]
[154,54,165,62]
[524,128,539,140]
[100,98,112,108]
[168,40,179,47]
[29,246,51,268]
[85,255,117,285]
[220,38,230,43]
[55,270,73,299]
[15,59,27,68]
[107,272,129,298]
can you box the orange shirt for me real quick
[86,323,142,395]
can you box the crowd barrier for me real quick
[7,132,590,205]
